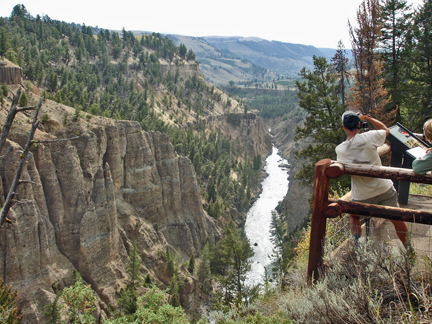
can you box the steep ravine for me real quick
[267,116,312,234]
[0,94,272,323]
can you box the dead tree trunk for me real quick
[0,91,43,227]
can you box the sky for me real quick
[0,0,424,49]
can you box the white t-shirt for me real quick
[335,130,393,200]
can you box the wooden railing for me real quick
[307,157,432,282]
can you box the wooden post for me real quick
[307,159,332,282]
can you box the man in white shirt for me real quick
[335,111,407,244]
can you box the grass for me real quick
[197,59,212,66]
[218,59,240,67]
[409,182,432,196]
[275,80,296,87]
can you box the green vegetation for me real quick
[167,127,262,216]
[0,4,220,132]
[409,183,432,196]
[105,285,192,324]
[248,93,302,120]
[0,4,261,222]
[274,79,296,87]
[294,55,347,187]
[0,279,21,323]
[43,271,96,323]
[223,87,302,120]
[210,221,256,309]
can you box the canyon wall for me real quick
[0,101,222,322]
[0,93,272,322]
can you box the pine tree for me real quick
[168,274,180,307]
[348,0,389,119]
[61,272,96,323]
[188,253,195,274]
[126,244,142,288]
[43,294,62,324]
[294,55,346,186]
[0,27,10,58]
[331,40,350,106]
[18,90,27,107]
[404,0,432,128]
[179,43,187,58]
[197,241,212,292]
[380,0,414,122]
[214,221,254,306]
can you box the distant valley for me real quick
[123,29,341,86]
[167,35,338,85]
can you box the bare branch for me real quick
[17,106,37,112]
[0,86,22,155]
[0,97,43,227]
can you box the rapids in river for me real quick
[244,145,290,287]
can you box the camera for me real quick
[357,113,369,131]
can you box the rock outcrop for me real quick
[0,59,23,85]
[0,98,221,322]
[160,60,199,79]
[205,113,273,161]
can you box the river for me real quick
[244,144,290,287]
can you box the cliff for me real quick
[160,60,199,79]
[0,93,223,322]
[0,59,23,85]
[205,114,272,163]
[0,83,274,322]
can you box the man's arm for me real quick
[359,114,389,137]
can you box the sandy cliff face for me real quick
[0,100,221,322]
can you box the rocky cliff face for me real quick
[205,114,273,163]
[0,98,222,322]
[160,60,199,79]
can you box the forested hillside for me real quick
[0,5,276,323]
[0,6,232,130]
[0,4,274,225]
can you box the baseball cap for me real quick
[342,111,360,130]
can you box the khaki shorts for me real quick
[352,187,399,208]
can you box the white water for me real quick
[244,145,290,287]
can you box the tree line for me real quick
[0,4,262,221]
[294,0,431,188]
[0,4,223,132]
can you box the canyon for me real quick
[0,87,273,322]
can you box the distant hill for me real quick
[166,35,341,85]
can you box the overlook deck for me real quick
[334,192,432,259]
[307,159,432,281]
[390,194,432,258]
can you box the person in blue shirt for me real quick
[412,119,432,175]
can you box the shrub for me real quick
[18,90,28,107]
[41,113,49,124]
[0,279,21,323]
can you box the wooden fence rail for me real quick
[307,158,432,282]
